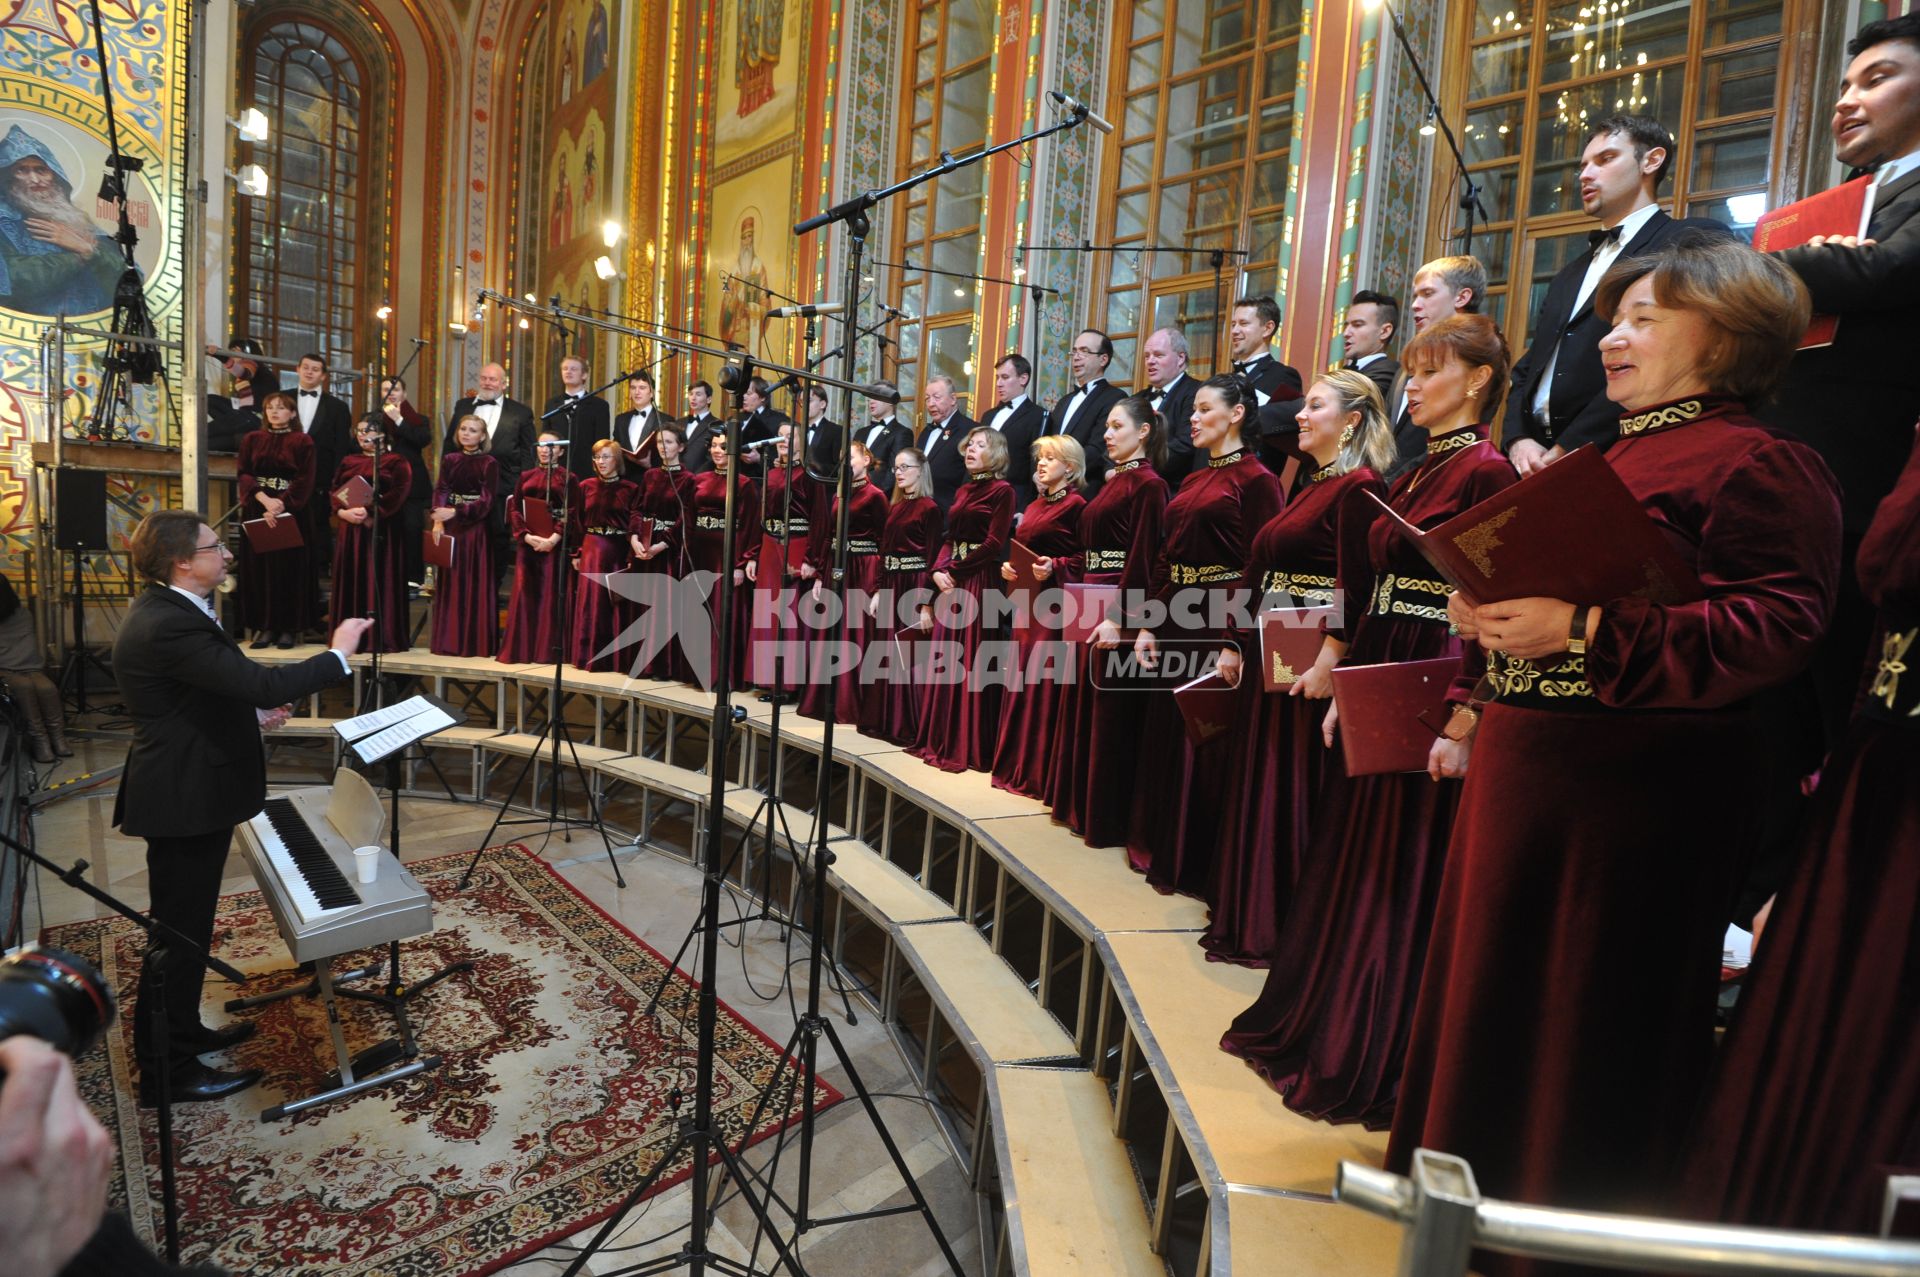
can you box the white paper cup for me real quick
[353,845,381,885]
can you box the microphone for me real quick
[409,336,428,347]
[768,301,845,318]
[1049,89,1115,135]
[879,302,922,324]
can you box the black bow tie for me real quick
[475,397,499,407]
[1343,359,1361,370]
[1589,225,1624,249]
[994,401,1011,413]
[299,389,318,398]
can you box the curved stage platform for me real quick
[257,647,1403,1277]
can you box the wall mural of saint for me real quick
[0,123,130,317]
[735,0,783,117]
[583,2,609,86]
[717,209,769,350]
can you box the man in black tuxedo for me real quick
[113,510,371,1104]
[855,382,913,493]
[1386,256,1487,475]
[1340,291,1400,404]
[1046,329,1126,493]
[918,374,973,511]
[614,369,672,456]
[1505,116,1731,476]
[373,375,434,588]
[445,361,536,582]
[980,353,1046,508]
[1228,296,1307,471]
[682,379,721,474]
[1142,327,1200,485]
[800,383,842,477]
[293,353,355,571]
[543,352,612,479]
[736,377,786,474]
[205,337,278,452]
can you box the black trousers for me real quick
[132,828,233,1073]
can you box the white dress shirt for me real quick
[296,388,320,430]
[474,398,503,442]
[1532,201,1660,419]
[984,394,1029,432]
[1057,380,1104,433]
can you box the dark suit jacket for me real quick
[853,416,913,492]
[1765,166,1920,532]
[1505,209,1733,455]
[446,396,537,497]
[1150,372,1201,486]
[681,411,722,474]
[542,392,613,478]
[112,586,350,838]
[1047,379,1126,493]
[802,417,842,479]
[1234,355,1306,472]
[304,392,356,504]
[1350,354,1399,405]
[1234,353,1303,402]
[378,400,433,508]
[1383,366,1425,479]
[918,411,973,511]
[982,398,1047,509]
[614,406,672,457]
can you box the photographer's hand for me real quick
[0,1037,112,1277]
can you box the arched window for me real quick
[234,20,372,370]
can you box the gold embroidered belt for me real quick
[694,514,727,531]
[1865,624,1920,725]
[884,554,928,571]
[1085,549,1127,572]
[836,537,880,555]
[1261,568,1335,604]
[256,476,292,492]
[951,540,983,559]
[765,518,809,539]
[1168,562,1239,586]
[1370,573,1451,622]
[450,492,483,505]
[586,526,626,537]
[1485,650,1596,709]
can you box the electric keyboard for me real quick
[236,781,433,964]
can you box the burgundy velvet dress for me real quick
[570,476,639,671]
[236,427,319,636]
[863,496,944,745]
[1200,464,1384,967]
[910,474,1015,772]
[329,452,413,652]
[1045,458,1168,846]
[429,450,499,657]
[991,487,1086,798]
[687,468,761,689]
[497,468,583,665]
[1127,448,1284,897]
[1386,399,1842,1277]
[1680,422,1920,1236]
[628,464,691,681]
[748,463,830,692]
[1219,426,1513,1127]
[799,477,890,724]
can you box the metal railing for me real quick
[1339,1151,1920,1276]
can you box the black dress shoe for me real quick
[249,633,272,649]
[181,1020,257,1052]
[138,1060,263,1107]
[275,632,296,649]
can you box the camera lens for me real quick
[0,945,118,1058]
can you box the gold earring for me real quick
[1467,386,1479,400]
[1338,425,1355,446]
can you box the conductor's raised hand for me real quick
[330,616,375,654]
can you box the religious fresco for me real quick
[712,0,800,167]
[0,0,184,584]
[705,156,794,364]
[536,0,617,339]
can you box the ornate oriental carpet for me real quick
[44,845,839,1276]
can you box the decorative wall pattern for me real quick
[837,0,896,383]
[1030,0,1106,406]
[1359,0,1439,308]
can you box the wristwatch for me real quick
[1566,606,1590,656]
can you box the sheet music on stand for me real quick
[333,694,459,765]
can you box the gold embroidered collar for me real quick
[1307,462,1339,484]
[1043,485,1070,503]
[1111,458,1146,474]
[1618,397,1718,438]
[968,470,997,483]
[1426,430,1479,457]
[1207,448,1249,469]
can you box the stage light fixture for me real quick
[231,107,270,142]
[228,165,270,197]
[1420,109,1438,138]
[602,220,623,248]
[518,317,531,329]
[594,255,619,280]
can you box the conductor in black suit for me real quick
[918,374,973,511]
[614,369,672,455]
[543,352,612,479]
[293,353,355,572]
[1046,329,1127,493]
[681,380,722,474]
[1505,115,1732,476]
[114,510,371,1104]
[854,383,913,493]
[980,354,1046,509]
[1141,327,1200,485]
[1340,291,1401,402]
[445,361,537,584]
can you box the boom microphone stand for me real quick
[868,257,1059,389]
[1369,0,1489,249]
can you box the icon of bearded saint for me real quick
[0,124,128,317]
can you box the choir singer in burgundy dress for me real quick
[329,418,413,652]
[570,439,639,671]
[1220,314,1516,1125]
[1388,241,1842,1277]
[628,423,689,681]
[498,433,582,664]
[1127,375,1284,897]
[801,440,889,723]
[1047,395,1168,846]
[236,391,318,650]
[992,434,1086,798]
[1203,370,1391,966]
[747,421,829,700]
[688,430,761,687]
[864,449,942,745]
[429,413,499,657]
[910,427,1015,772]
[1681,419,1919,1237]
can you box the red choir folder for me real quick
[241,514,303,553]
[1005,539,1046,594]
[1751,175,1871,349]
[522,497,557,538]
[423,528,454,570]
[1173,670,1237,748]
[334,474,374,511]
[1368,444,1702,609]
[1258,606,1335,690]
[632,517,655,551]
[1063,582,1121,645]
[1329,657,1459,776]
[622,432,659,467]
[759,532,808,578]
